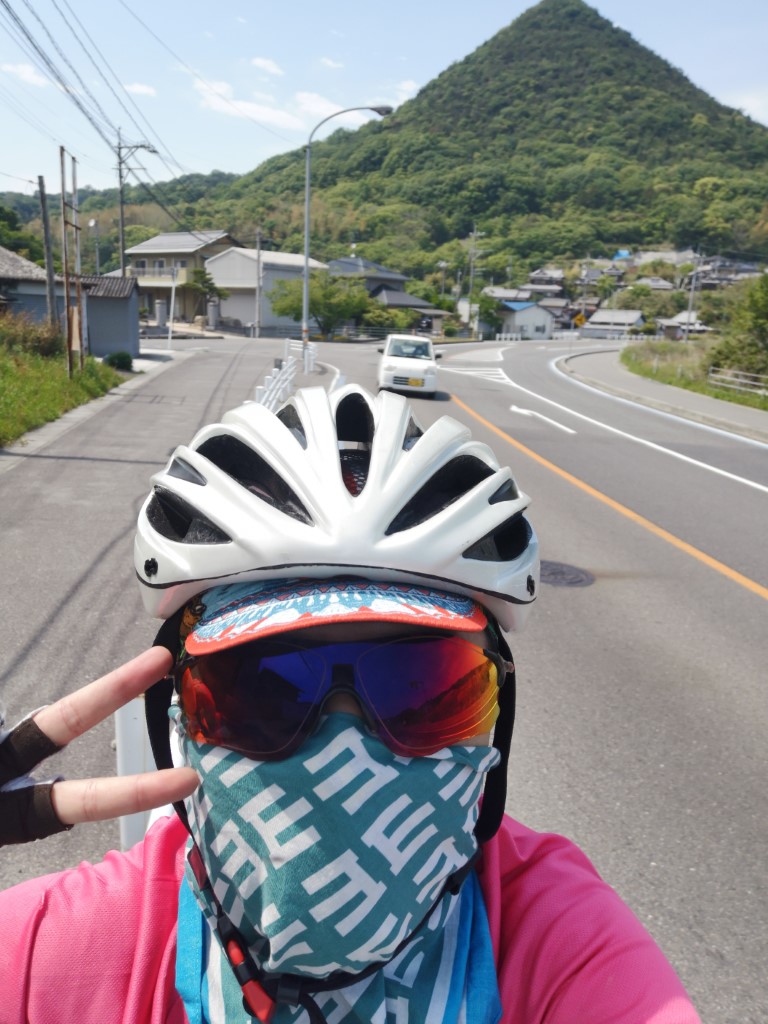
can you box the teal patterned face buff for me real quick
[174,708,499,978]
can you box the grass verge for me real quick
[620,338,768,412]
[0,351,124,448]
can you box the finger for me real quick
[50,767,199,825]
[34,647,173,748]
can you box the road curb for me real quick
[558,352,768,445]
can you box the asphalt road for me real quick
[1,336,766,1024]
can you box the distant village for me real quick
[1,230,763,359]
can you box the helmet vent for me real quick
[489,479,519,504]
[385,455,494,534]
[463,512,532,562]
[147,486,231,544]
[197,435,313,524]
[276,404,307,449]
[168,457,207,486]
[403,416,423,451]
[339,450,370,496]
[336,392,374,444]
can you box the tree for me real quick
[269,273,370,340]
[182,269,230,317]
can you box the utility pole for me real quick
[254,227,262,340]
[683,253,700,343]
[117,128,158,276]
[467,225,485,338]
[38,175,58,328]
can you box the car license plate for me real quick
[408,378,424,387]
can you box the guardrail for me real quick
[283,338,317,374]
[708,367,768,395]
[253,356,298,409]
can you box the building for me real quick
[0,246,139,357]
[580,308,644,338]
[124,230,241,321]
[326,255,407,295]
[0,245,53,320]
[80,275,140,357]
[205,247,327,335]
[499,301,556,340]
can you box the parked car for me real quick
[377,334,441,397]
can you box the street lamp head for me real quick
[370,105,394,117]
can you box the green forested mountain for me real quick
[5,0,768,280]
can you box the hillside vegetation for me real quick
[4,0,768,285]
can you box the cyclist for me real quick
[0,385,700,1023]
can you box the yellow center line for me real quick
[451,394,768,602]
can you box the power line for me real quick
[54,0,189,179]
[0,0,115,150]
[18,0,117,137]
[117,0,294,144]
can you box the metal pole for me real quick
[167,266,177,349]
[301,139,312,348]
[117,129,126,277]
[301,104,393,351]
[38,176,58,328]
[255,226,262,340]
[59,146,73,378]
[72,156,85,368]
[683,253,699,343]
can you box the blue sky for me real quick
[2,0,767,197]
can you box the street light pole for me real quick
[301,105,393,349]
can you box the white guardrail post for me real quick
[115,698,156,849]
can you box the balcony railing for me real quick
[127,266,190,285]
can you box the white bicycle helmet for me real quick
[135,384,539,630]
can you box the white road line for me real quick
[551,357,768,449]
[510,378,768,495]
[444,363,768,494]
[509,405,576,434]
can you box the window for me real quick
[153,259,165,269]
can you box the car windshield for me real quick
[388,340,432,359]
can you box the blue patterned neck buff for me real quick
[173,708,501,1020]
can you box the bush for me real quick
[444,324,457,337]
[103,351,134,372]
[0,311,64,358]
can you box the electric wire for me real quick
[116,0,294,144]
[54,0,189,178]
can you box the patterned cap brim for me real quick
[185,576,488,654]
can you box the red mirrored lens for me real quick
[355,637,500,754]
[178,636,501,758]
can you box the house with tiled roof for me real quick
[125,230,241,321]
[1,245,140,357]
[0,245,50,318]
[580,308,644,338]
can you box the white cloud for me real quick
[1,63,48,87]
[321,57,344,69]
[193,78,303,129]
[295,92,370,127]
[124,82,156,96]
[251,57,284,77]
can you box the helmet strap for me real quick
[474,633,516,844]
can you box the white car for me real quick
[377,334,442,397]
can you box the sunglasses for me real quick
[175,634,513,759]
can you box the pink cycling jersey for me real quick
[0,813,700,1023]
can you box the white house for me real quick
[499,301,556,340]
[580,308,644,339]
[205,248,327,335]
